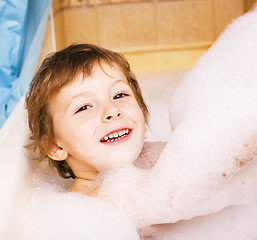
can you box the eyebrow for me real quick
[66,92,89,112]
[111,79,128,86]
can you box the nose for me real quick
[102,102,123,122]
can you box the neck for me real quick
[70,171,104,197]
[75,170,99,180]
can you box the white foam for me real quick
[2,6,257,240]
[138,70,184,142]
[139,203,257,240]
[98,6,257,236]
[23,173,140,240]
[0,100,140,239]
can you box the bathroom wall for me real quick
[40,0,255,72]
[245,0,257,10]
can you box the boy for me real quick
[26,43,162,196]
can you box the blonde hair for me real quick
[26,43,149,179]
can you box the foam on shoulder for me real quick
[24,174,140,240]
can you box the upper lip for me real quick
[100,128,131,142]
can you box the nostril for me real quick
[105,112,122,121]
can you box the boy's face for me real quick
[48,62,146,173]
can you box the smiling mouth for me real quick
[100,129,131,143]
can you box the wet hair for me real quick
[26,43,149,179]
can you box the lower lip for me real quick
[100,130,132,145]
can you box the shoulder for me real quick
[143,141,167,151]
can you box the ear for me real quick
[46,142,68,161]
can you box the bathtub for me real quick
[0,69,185,239]
[2,6,257,238]
[1,64,257,239]
[0,97,34,239]
[3,66,257,240]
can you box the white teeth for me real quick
[101,129,130,142]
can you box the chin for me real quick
[95,137,145,172]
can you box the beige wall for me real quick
[51,0,250,50]
[40,0,255,72]
[245,0,256,10]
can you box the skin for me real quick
[47,62,146,195]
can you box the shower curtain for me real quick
[0,0,51,128]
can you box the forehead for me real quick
[68,61,127,86]
[51,63,129,102]
[92,62,127,81]
[76,62,129,89]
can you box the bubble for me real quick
[98,7,257,238]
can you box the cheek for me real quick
[131,104,146,126]
[54,120,88,150]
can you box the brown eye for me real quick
[75,105,90,114]
[114,93,129,100]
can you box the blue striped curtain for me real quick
[0,0,51,128]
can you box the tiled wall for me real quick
[39,0,255,72]
[52,0,249,50]
[245,0,257,10]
